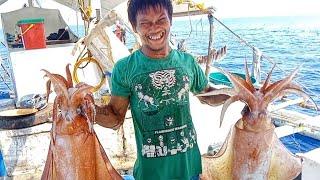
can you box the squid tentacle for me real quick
[65,63,73,88]
[218,68,257,106]
[51,97,59,145]
[46,80,52,103]
[81,100,95,134]
[259,63,276,93]
[244,60,255,92]
[42,70,69,108]
[70,85,93,107]
[263,66,300,104]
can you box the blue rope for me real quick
[105,71,112,77]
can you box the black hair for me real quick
[127,0,173,28]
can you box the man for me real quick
[95,0,229,179]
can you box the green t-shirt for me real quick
[111,49,208,180]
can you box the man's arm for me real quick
[197,85,230,106]
[95,95,130,130]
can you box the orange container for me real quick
[17,18,46,50]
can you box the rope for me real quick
[73,56,106,92]
[213,15,320,104]
[77,0,92,22]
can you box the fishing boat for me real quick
[0,0,319,179]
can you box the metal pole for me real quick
[95,9,101,23]
[205,13,214,77]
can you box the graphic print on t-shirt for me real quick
[132,68,197,158]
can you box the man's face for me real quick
[134,6,171,53]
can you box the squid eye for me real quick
[76,107,82,114]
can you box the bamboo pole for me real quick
[269,98,304,112]
[205,12,214,77]
[252,47,262,84]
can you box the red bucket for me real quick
[17,18,46,50]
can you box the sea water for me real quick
[171,16,320,116]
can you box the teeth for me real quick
[148,32,164,40]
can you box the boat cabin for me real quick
[0,2,83,104]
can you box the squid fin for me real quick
[201,127,234,180]
[196,88,236,97]
[268,135,302,179]
[41,142,56,180]
[220,96,239,127]
[93,131,123,180]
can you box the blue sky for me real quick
[209,0,320,18]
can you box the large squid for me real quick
[198,63,317,179]
[41,64,122,180]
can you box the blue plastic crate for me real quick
[0,91,10,99]
[0,151,6,177]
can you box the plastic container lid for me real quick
[209,72,256,87]
[17,18,44,25]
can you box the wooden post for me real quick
[252,47,261,84]
[205,13,215,77]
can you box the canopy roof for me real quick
[0,0,126,11]
[1,6,78,46]
[0,0,214,17]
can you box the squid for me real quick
[198,63,318,180]
[41,64,122,180]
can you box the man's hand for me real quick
[95,96,129,130]
[197,86,230,106]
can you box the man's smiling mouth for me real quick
[148,32,165,40]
